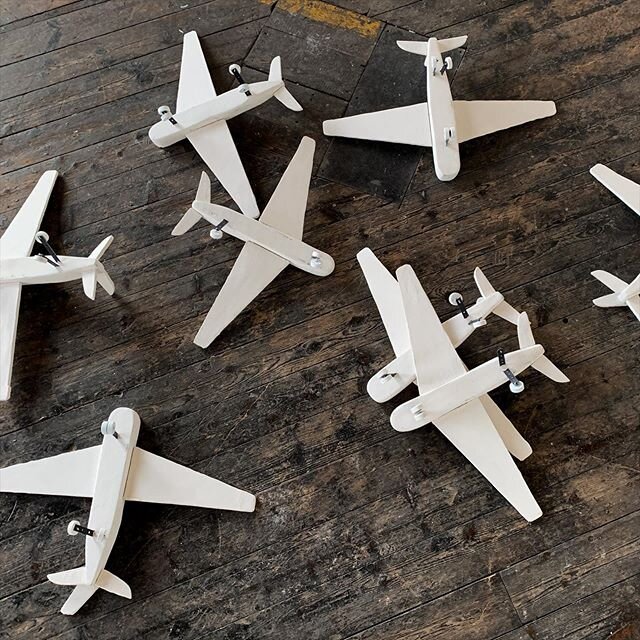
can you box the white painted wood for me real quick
[177,30,217,112]
[126,448,256,512]
[149,31,301,219]
[426,38,460,181]
[390,344,544,431]
[473,267,521,323]
[259,136,314,238]
[0,407,256,614]
[433,399,542,521]
[323,103,431,146]
[0,170,57,258]
[590,164,640,215]
[398,264,467,394]
[366,292,503,403]
[194,242,289,348]
[176,138,334,348]
[592,270,640,322]
[453,100,556,144]
[478,393,533,461]
[0,445,101,497]
[322,35,555,182]
[0,284,22,401]
[0,173,115,401]
[357,257,544,519]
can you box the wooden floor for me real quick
[1,0,639,638]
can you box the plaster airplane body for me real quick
[589,164,640,321]
[358,250,569,520]
[358,249,567,403]
[0,408,256,615]
[323,36,556,181]
[149,30,302,219]
[0,170,114,401]
[173,136,334,348]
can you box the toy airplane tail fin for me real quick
[517,313,570,383]
[48,567,131,615]
[473,267,520,324]
[269,57,303,111]
[172,172,211,236]
[82,236,115,299]
[397,35,468,56]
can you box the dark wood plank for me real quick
[1,1,639,638]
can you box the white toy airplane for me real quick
[357,248,568,403]
[323,36,556,181]
[0,407,255,615]
[590,164,640,321]
[0,170,114,401]
[173,136,335,348]
[149,30,302,219]
[358,251,570,521]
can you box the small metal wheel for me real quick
[210,228,224,240]
[448,292,462,307]
[67,520,80,536]
[509,380,525,394]
[101,420,116,436]
[228,63,241,76]
[35,231,49,244]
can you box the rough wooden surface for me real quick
[1,1,639,638]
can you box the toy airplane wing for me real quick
[176,32,259,220]
[187,122,260,220]
[478,394,532,461]
[259,136,315,238]
[194,241,289,347]
[0,284,23,401]
[453,101,556,144]
[397,264,466,394]
[357,248,410,357]
[323,103,432,147]
[0,446,102,497]
[0,170,57,259]
[435,399,542,521]
[590,164,640,215]
[176,30,216,111]
[124,448,255,512]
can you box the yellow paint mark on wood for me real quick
[277,0,382,39]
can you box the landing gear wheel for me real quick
[67,520,80,536]
[448,292,462,307]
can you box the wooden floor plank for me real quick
[1,1,639,638]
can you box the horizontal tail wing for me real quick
[397,36,468,56]
[591,269,627,293]
[82,271,97,300]
[473,267,520,324]
[173,172,210,236]
[517,313,570,383]
[89,236,114,261]
[83,236,115,299]
[323,103,431,147]
[49,567,131,615]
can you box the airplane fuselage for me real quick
[192,201,335,277]
[84,409,140,583]
[425,38,460,181]
[368,292,504,402]
[149,80,284,148]
[391,345,544,431]
[0,256,99,285]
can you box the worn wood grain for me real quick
[0,1,639,639]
